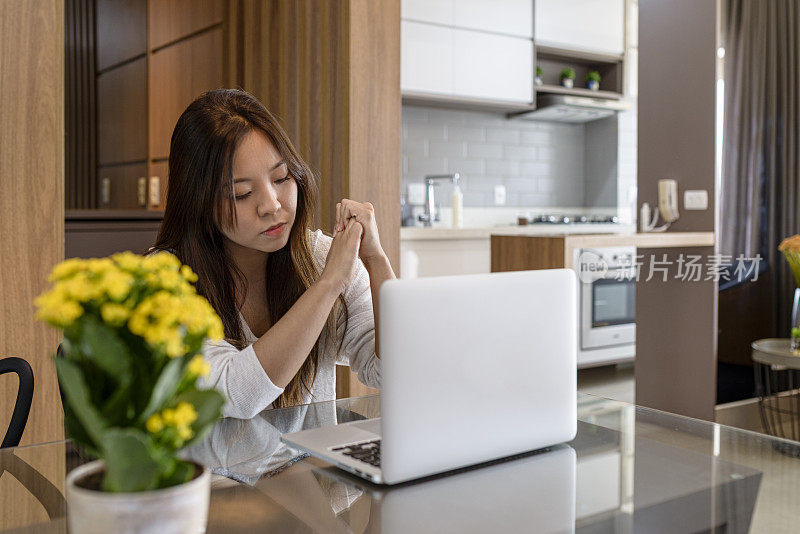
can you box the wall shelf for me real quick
[535,84,623,100]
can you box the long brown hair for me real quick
[154,88,347,408]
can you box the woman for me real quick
[154,89,395,418]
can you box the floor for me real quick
[577,363,635,404]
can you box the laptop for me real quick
[281,269,577,485]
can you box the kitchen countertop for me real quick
[401,223,637,241]
[491,231,716,271]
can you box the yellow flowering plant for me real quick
[36,251,225,492]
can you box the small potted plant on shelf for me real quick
[586,70,601,91]
[560,67,576,89]
[535,66,544,86]
[35,251,226,533]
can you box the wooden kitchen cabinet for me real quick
[534,0,625,56]
[97,57,148,166]
[148,0,224,50]
[69,0,225,211]
[148,28,224,160]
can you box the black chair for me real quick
[1,357,34,448]
[717,260,771,404]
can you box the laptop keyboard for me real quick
[331,439,381,467]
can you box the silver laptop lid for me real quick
[379,269,577,484]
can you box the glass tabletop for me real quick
[2,393,800,532]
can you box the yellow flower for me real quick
[48,258,86,282]
[779,235,800,253]
[177,425,194,441]
[143,251,181,272]
[187,355,211,377]
[100,302,130,326]
[164,334,186,358]
[157,269,182,291]
[145,414,165,433]
[101,270,134,301]
[34,288,84,327]
[61,272,104,303]
[86,257,115,275]
[112,251,143,272]
[174,402,198,426]
[161,408,176,426]
[180,265,198,283]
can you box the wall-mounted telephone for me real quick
[641,179,679,232]
[658,179,679,222]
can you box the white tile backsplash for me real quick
[403,104,635,212]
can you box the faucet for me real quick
[418,173,460,227]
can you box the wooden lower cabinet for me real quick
[65,210,163,258]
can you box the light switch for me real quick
[100,177,110,205]
[149,176,161,207]
[684,189,708,210]
[137,177,147,207]
[494,185,506,206]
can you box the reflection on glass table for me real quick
[5,393,800,532]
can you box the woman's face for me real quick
[219,129,298,255]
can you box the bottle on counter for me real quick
[452,176,463,228]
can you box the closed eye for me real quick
[235,191,252,201]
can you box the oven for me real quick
[577,247,636,355]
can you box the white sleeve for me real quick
[199,339,284,419]
[335,260,382,390]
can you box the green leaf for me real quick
[62,403,99,457]
[55,358,108,447]
[101,380,134,425]
[138,358,185,423]
[158,459,195,489]
[78,315,132,384]
[100,428,160,492]
[174,389,225,447]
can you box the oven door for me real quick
[581,274,636,350]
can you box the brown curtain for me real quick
[721,0,800,335]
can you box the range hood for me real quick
[512,94,630,123]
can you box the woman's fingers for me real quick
[334,202,342,235]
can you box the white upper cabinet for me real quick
[402,0,454,26]
[403,0,532,38]
[402,21,532,103]
[401,21,455,96]
[401,1,534,103]
[453,28,532,101]
[454,0,533,38]
[534,0,625,56]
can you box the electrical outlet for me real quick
[494,185,506,206]
[684,189,708,210]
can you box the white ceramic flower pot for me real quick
[66,460,211,534]
[561,78,574,89]
[534,75,543,86]
[588,80,599,91]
